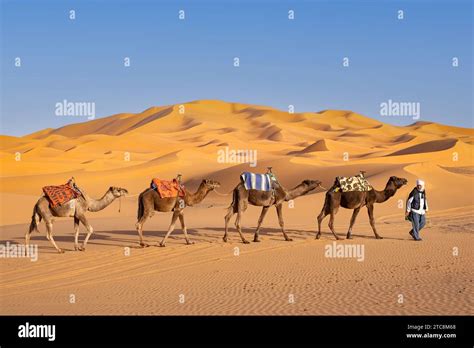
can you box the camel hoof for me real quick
[222,237,228,243]
[346,235,353,239]
[285,238,293,242]
[242,240,250,244]
[335,237,344,241]
[139,243,149,248]
[253,238,261,242]
[57,249,65,254]
[158,242,166,247]
[186,241,195,245]
[315,234,321,240]
[376,236,383,240]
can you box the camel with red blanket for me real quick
[136,178,220,247]
[27,178,128,253]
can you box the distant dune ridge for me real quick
[0,99,473,225]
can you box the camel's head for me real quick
[389,176,408,189]
[202,179,221,191]
[299,179,323,194]
[109,186,129,197]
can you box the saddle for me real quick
[42,179,82,207]
[240,172,277,192]
[151,178,186,198]
[334,172,372,192]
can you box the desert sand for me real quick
[0,100,473,315]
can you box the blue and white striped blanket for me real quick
[241,172,276,191]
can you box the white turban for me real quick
[416,179,425,187]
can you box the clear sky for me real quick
[1,0,472,136]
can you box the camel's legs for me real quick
[346,207,361,239]
[159,211,180,247]
[136,223,147,247]
[235,208,250,244]
[253,206,269,242]
[45,221,64,253]
[25,224,34,248]
[178,212,194,245]
[276,203,292,241]
[328,208,342,240]
[78,215,94,251]
[316,208,328,239]
[24,228,33,257]
[317,193,333,239]
[25,208,39,251]
[136,210,151,247]
[25,229,31,248]
[367,204,382,239]
[223,207,235,243]
[73,217,81,250]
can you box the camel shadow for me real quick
[8,231,138,250]
[0,239,77,253]
[0,239,23,245]
[200,226,314,241]
[1,228,213,253]
[199,227,407,242]
[350,233,407,241]
[94,228,210,247]
[316,231,408,241]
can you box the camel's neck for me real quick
[285,185,308,201]
[184,184,212,206]
[83,191,117,212]
[375,182,398,203]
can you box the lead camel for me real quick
[317,176,407,240]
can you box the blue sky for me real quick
[1,0,472,136]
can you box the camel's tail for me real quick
[28,205,41,233]
[321,188,337,215]
[226,188,239,214]
[137,192,144,220]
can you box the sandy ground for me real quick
[1,100,473,315]
[0,195,472,315]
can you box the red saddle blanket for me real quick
[151,178,186,198]
[43,183,82,207]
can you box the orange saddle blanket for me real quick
[151,179,186,198]
[42,183,82,207]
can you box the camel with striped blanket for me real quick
[224,178,322,243]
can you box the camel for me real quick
[316,176,407,240]
[135,179,220,247]
[27,186,128,253]
[224,179,322,243]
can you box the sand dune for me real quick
[287,140,328,155]
[388,139,458,156]
[0,100,473,315]
[440,165,474,176]
[1,99,472,216]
